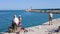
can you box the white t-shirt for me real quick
[13,17,19,25]
[50,13,53,17]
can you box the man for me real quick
[9,15,19,32]
[18,15,22,27]
[13,15,19,30]
[49,12,53,25]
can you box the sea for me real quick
[0,10,60,32]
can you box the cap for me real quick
[14,15,16,17]
[19,15,22,17]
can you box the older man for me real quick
[12,15,19,30]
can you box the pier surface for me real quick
[1,18,60,34]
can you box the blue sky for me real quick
[0,0,60,10]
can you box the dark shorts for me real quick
[49,17,52,21]
[12,23,17,30]
[18,22,21,27]
[54,29,59,32]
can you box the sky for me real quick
[0,0,60,10]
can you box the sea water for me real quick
[0,10,60,32]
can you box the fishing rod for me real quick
[0,17,12,31]
[0,17,12,22]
